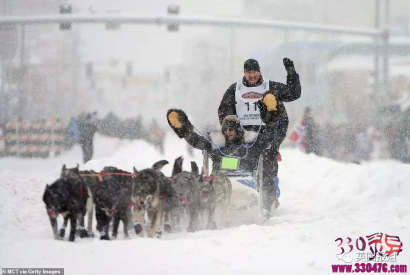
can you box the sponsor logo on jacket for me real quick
[242,91,263,99]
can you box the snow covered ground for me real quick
[0,133,409,274]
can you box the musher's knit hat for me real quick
[221,115,244,137]
[244,59,260,72]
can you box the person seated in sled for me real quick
[166,97,280,174]
[168,111,259,172]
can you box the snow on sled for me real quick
[226,172,261,226]
[203,152,262,227]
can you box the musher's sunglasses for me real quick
[223,127,237,133]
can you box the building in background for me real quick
[0,0,82,123]
[1,0,409,129]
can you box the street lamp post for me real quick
[382,0,390,102]
[17,24,26,120]
[374,0,380,96]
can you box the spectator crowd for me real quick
[289,107,410,164]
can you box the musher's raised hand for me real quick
[167,109,193,138]
[263,93,277,111]
[283,57,296,75]
[258,93,279,124]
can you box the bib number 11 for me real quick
[245,102,258,111]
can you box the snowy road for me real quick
[0,133,409,274]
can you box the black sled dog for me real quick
[60,164,98,237]
[43,176,90,242]
[167,157,232,232]
[198,173,232,230]
[94,166,134,240]
[169,156,232,231]
[166,156,200,232]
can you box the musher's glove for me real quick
[166,109,193,139]
[283,57,296,75]
[263,93,277,111]
[258,93,280,124]
[168,110,183,129]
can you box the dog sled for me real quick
[202,151,264,227]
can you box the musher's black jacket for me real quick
[217,74,301,141]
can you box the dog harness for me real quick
[79,171,174,182]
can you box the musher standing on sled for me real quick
[218,58,301,219]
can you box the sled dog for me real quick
[92,167,134,240]
[166,156,200,232]
[60,164,97,237]
[43,176,89,242]
[131,160,173,238]
[198,173,232,230]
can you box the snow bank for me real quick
[0,134,409,274]
[0,170,47,237]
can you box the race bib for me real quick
[235,80,269,126]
